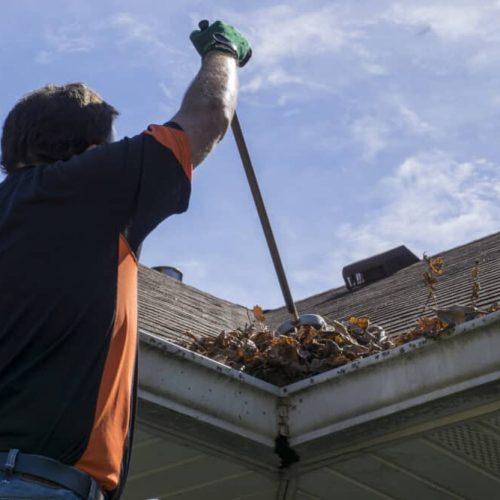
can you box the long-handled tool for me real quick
[196,19,326,334]
[231,112,327,335]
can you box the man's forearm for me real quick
[172,51,239,167]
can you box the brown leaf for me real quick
[327,354,350,368]
[416,316,448,333]
[429,256,444,275]
[349,316,370,330]
[343,343,370,359]
[252,305,266,322]
[249,329,275,350]
[297,325,318,344]
[267,336,300,366]
[334,334,346,346]
[424,254,444,275]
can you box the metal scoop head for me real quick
[277,314,327,336]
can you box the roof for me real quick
[266,231,500,337]
[138,264,250,344]
[138,231,500,343]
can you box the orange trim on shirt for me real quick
[75,235,138,491]
[145,124,193,181]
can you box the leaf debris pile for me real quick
[182,317,391,386]
[182,302,500,387]
[181,256,500,386]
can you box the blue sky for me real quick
[2,1,500,309]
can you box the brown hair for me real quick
[1,83,118,174]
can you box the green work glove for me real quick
[190,20,252,67]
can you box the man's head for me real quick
[1,83,118,174]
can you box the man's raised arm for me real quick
[171,20,251,167]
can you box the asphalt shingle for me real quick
[139,231,500,343]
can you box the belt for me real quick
[0,449,105,499]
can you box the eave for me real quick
[128,233,500,498]
[130,311,500,499]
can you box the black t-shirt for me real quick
[0,123,192,497]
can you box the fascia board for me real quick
[282,310,500,446]
[138,330,280,447]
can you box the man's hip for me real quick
[0,449,105,499]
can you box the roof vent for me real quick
[342,245,419,290]
[152,266,183,282]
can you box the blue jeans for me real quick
[0,471,81,499]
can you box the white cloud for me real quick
[236,4,352,65]
[469,49,500,69]
[289,152,500,296]
[398,104,434,135]
[225,4,360,94]
[109,12,189,79]
[337,152,500,259]
[361,62,388,76]
[348,100,436,163]
[34,12,187,73]
[240,68,303,94]
[111,13,168,52]
[351,116,390,160]
[35,50,52,65]
[159,82,174,100]
[35,23,95,63]
[44,24,96,53]
[388,2,500,41]
[231,1,500,97]
[241,67,333,95]
[240,76,264,94]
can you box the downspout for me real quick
[275,397,300,500]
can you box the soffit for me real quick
[125,404,500,499]
[124,424,278,500]
[296,410,500,500]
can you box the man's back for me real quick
[0,132,192,494]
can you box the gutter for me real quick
[138,310,500,469]
[139,329,279,447]
[283,310,500,446]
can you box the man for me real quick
[0,20,251,499]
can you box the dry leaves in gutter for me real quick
[182,316,394,386]
[181,257,500,386]
[182,301,500,386]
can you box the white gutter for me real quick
[138,330,280,447]
[283,310,500,446]
[137,311,500,454]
